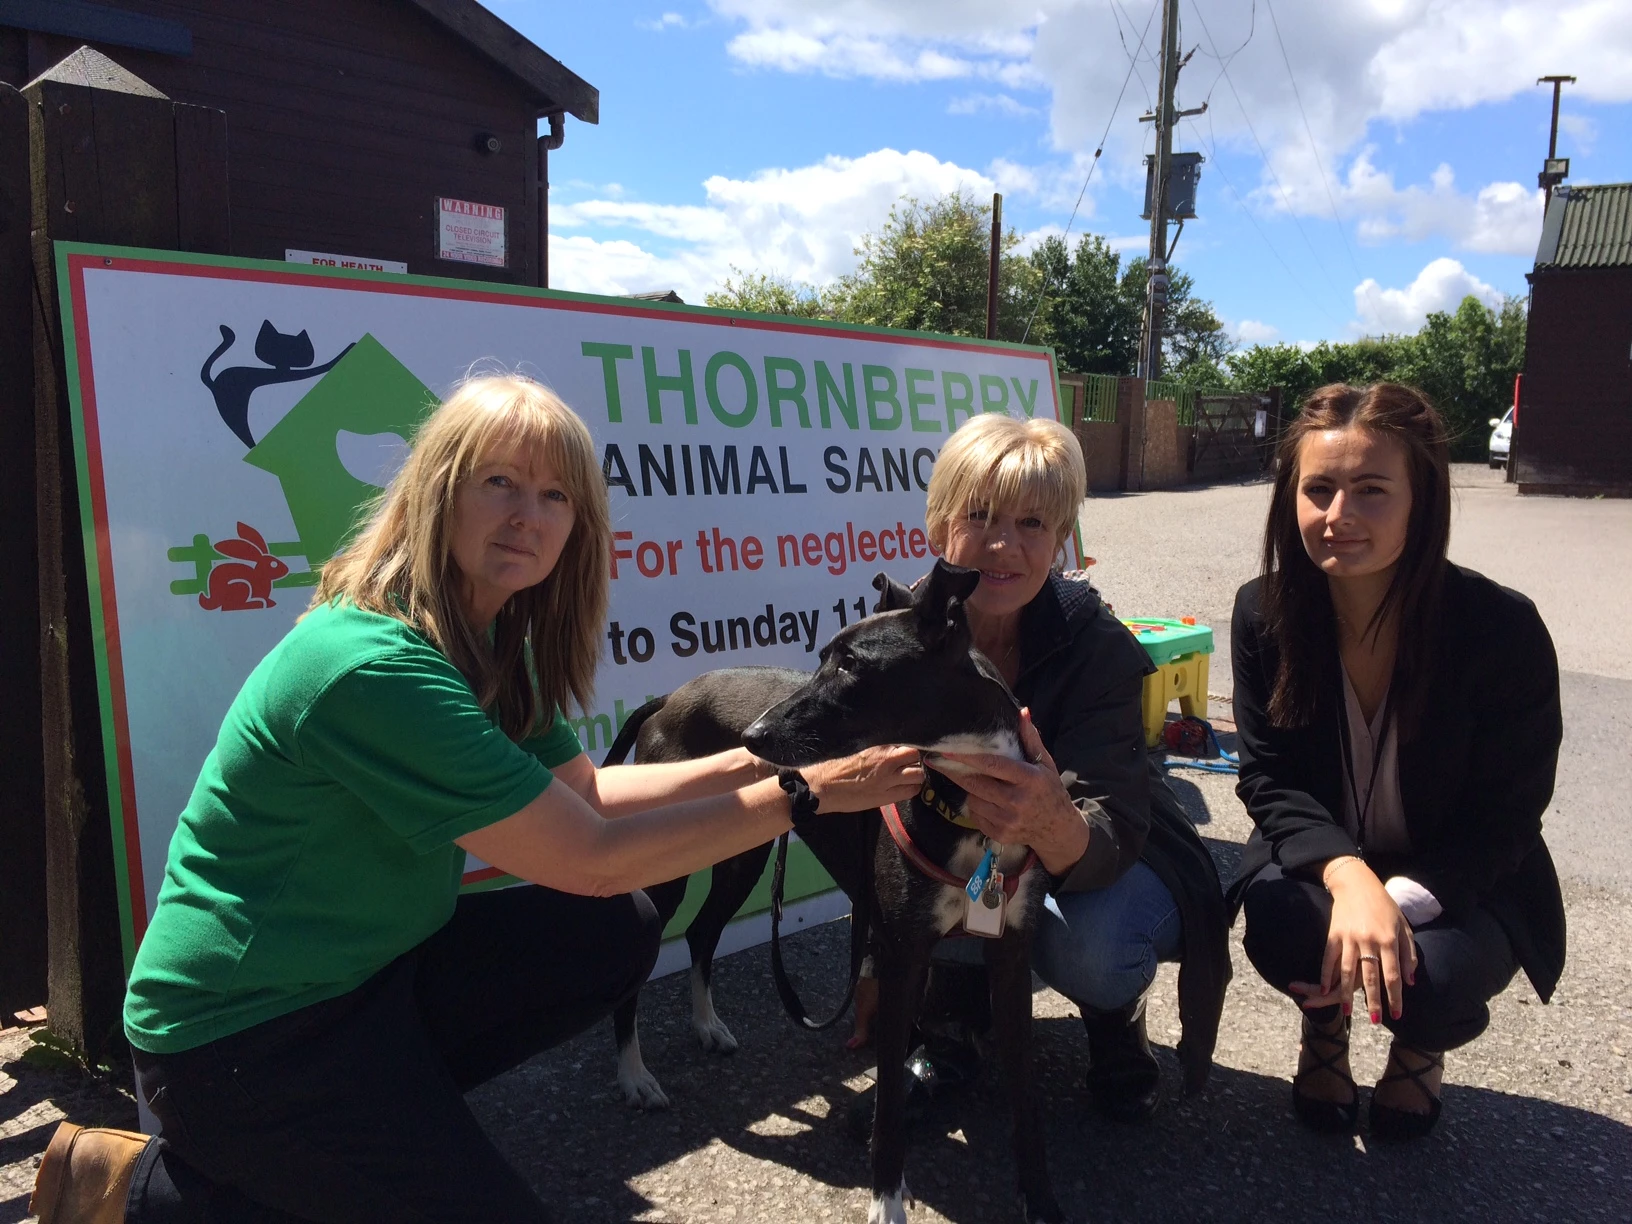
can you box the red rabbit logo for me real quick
[198,523,290,611]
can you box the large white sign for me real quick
[54,244,1065,964]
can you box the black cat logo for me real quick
[201,321,356,447]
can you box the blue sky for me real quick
[491,0,1631,350]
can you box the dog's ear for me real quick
[912,559,981,647]
[871,572,914,613]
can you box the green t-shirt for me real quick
[124,600,585,1054]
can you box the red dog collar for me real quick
[881,803,1037,897]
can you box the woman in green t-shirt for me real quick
[32,375,923,1224]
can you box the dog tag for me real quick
[965,845,997,903]
[963,872,1006,938]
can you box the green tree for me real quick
[1137,261,1233,382]
[1395,295,1526,455]
[1224,294,1526,461]
[704,269,829,319]
[703,192,1228,377]
[1222,342,1320,407]
[1024,237,1230,380]
[1026,234,1142,374]
[825,191,1043,342]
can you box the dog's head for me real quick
[742,560,1020,767]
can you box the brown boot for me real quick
[30,1122,154,1224]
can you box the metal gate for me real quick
[1191,392,1277,482]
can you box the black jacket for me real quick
[1227,565,1566,1001]
[1015,572,1231,1092]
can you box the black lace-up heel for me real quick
[1292,1013,1360,1134]
[1370,1041,1444,1140]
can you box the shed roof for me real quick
[1534,183,1632,270]
[0,0,598,122]
[404,0,598,123]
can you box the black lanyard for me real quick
[1335,686,1392,852]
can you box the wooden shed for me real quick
[0,0,597,1047]
[0,0,598,283]
[1515,183,1632,495]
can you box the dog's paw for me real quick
[868,1179,913,1224]
[689,971,739,1054]
[692,1011,739,1054]
[616,1064,671,1110]
[616,1043,671,1110]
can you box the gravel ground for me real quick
[5,465,1629,1224]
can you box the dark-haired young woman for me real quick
[1229,382,1565,1140]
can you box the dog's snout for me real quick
[741,717,772,755]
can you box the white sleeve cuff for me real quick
[1384,875,1443,926]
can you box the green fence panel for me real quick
[1080,373,1119,423]
[1146,379,1197,426]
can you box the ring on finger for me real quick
[1358,954,1382,964]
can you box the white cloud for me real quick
[987,157,1040,196]
[1333,150,1543,256]
[1235,319,1281,344]
[637,12,689,31]
[549,235,674,298]
[705,0,1630,240]
[549,148,999,303]
[948,92,1038,117]
[710,0,1036,83]
[1557,112,1597,154]
[1352,258,1501,334]
[726,28,979,83]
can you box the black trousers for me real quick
[129,885,662,1223]
[1239,863,1518,1052]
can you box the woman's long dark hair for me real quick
[1259,382,1451,738]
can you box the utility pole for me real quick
[1136,0,1204,381]
[986,192,1002,340]
[1139,0,1179,382]
[1536,76,1575,213]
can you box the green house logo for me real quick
[245,334,438,568]
[170,334,439,605]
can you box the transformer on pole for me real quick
[1137,0,1205,381]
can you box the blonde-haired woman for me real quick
[33,375,922,1224]
[855,413,1230,1129]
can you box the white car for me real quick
[1488,408,1513,468]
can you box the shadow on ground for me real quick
[0,1044,136,1223]
[476,919,1630,1224]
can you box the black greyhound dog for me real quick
[604,561,1066,1224]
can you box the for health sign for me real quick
[54,244,1066,967]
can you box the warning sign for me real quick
[436,197,506,268]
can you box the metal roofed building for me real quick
[1517,183,1632,495]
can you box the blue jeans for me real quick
[934,860,1182,1012]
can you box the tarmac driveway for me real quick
[4,466,1628,1223]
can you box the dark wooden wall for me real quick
[0,80,45,1018]
[1517,268,1632,493]
[0,0,542,283]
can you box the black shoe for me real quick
[1082,996,1162,1123]
[1292,1013,1360,1134]
[1369,1042,1443,1141]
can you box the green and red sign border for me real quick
[54,241,1069,968]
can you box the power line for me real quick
[1263,0,1361,279]
[1111,0,1162,65]
[1109,0,1159,113]
[1020,0,1160,344]
[1193,0,1256,64]
[1186,0,1346,303]
[1186,113,1340,330]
